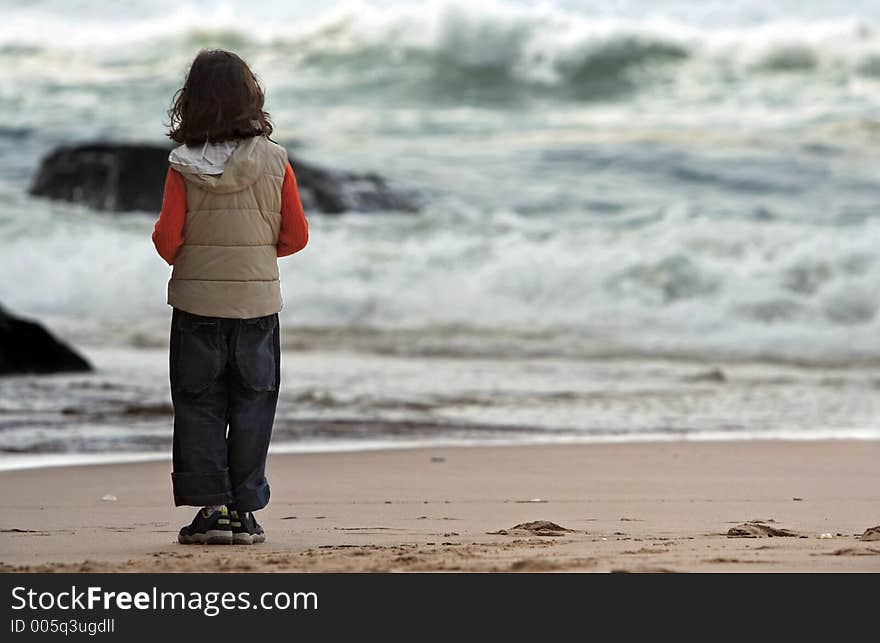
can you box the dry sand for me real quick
[1,441,879,572]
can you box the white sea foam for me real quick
[2,198,877,365]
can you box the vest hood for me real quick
[169,135,270,194]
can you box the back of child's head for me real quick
[167,49,272,147]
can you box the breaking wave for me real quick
[4,1,880,102]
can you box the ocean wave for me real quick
[4,2,880,102]
[267,8,880,101]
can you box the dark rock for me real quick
[289,158,419,214]
[29,144,170,213]
[0,305,92,376]
[29,142,419,215]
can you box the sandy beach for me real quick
[1,440,878,572]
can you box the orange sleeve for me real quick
[151,168,187,265]
[277,162,309,257]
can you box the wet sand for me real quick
[1,441,879,572]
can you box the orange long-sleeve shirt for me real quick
[152,162,309,265]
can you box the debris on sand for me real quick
[860,525,880,541]
[488,521,575,537]
[726,521,798,538]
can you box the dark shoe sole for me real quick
[178,529,233,545]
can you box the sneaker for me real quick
[178,506,233,545]
[229,509,266,545]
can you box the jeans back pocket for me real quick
[235,315,278,392]
[173,312,225,395]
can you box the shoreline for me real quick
[3,433,880,473]
[2,439,879,572]
[5,343,878,456]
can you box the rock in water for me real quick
[29,143,418,215]
[29,144,170,212]
[0,305,92,376]
[288,155,419,214]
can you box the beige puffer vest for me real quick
[167,135,288,319]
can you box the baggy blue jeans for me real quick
[169,308,280,512]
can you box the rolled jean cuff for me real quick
[172,470,233,507]
[231,482,270,513]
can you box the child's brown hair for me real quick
[167,49,273,146]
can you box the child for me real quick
[152,49,308,545]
